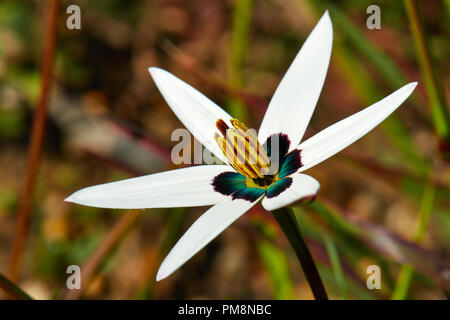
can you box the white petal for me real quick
[258,11,333,149]
[262,174,320,211]
[149,67,232,163]
[299,82,418,172]
[156,196,260,281]
[65,165,231,209]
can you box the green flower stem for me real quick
[272,207,328,300]
[0,272,33,300]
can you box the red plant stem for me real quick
[9,0,59,282]
[64,212,140,300]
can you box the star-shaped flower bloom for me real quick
[65,12,417,281]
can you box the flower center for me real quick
[214,119,275,188]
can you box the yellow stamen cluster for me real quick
[214,119,271,180]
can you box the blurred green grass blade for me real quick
[436,211,450,245]
[257,239,295,299]
[308,199,449,291]
[230,0,253,87]
[308,201,360,236]
[381,117,428,175]
[0,0,33,41]
[392,264,415,300]
[293,207,380,299]
[404,0,450,147]
[304,201,396,290]
[413,179,435,243]
[304,0,428,175]
[333,45,428,174]
[0,108,25,139]
[445,0,450,18]
[228,0,254,120]
[323,234,348,299]
[317,266,376,300]
[392,177,435,299]
[311,1,407,89]
[0,272,33,300]
[159,207,187,254]
[135,207,186,299]
[333,45,377,101]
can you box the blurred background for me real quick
[0,0,449,300]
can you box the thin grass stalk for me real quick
[9,0,59,282]
[257,239,295,299]
[228,0,253,120]
[323,234,348,299]
[404,0,450,154]
[392,176,435,299]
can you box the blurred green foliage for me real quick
[0,0,448,300]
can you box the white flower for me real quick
[65,11,417,281]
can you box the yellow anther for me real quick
[230,119,271,170]
[215,118,272,180]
